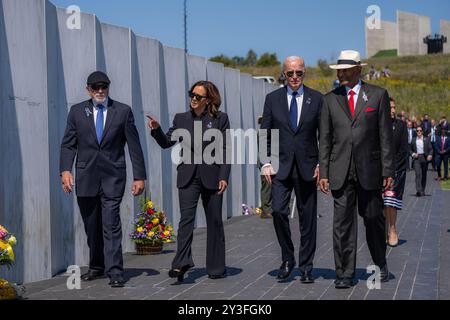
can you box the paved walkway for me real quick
[23,171,450,300]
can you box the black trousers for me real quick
[271,163,317,273]
[413,155,428,193]
[172,171,226,276]
[77,190,124,278]
[436,154,449,178]
[331,174,386,279]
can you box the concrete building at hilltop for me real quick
[365,10,450,58]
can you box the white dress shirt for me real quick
[416,136,424,154]
[92,97,108,129]
[345,80,362,112]
[287,85,304,127]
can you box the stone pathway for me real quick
[23,171,450,300]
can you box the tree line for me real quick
[210,49,280,68]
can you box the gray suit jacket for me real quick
[319,82,394,191]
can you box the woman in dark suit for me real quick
[147,81,230,281]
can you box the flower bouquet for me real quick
[0,225,19,300]
[0,225,16,269]
[130,198,175,255]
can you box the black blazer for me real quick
[319,82,394,191]
[407,127,417,144]
[60,98,147,197]
[151,110,231,190]
[392,118,408,171]
[410,136,433,158]
[260,85,323,181]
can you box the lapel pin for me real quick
[306,97,312,104]
[207,122,213,129]
[362,91,368,103]
[85,107,92,117]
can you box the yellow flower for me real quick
[151,218,159,225]
[148,231,155,237]
[147,201,153,208]
[0,280,17,300]
[7,236,17,246]
[164,231,170,236]
[0,240,14,262]
[168,226,173,231]
[137,227,144,233]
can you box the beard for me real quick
[93,95,107,104]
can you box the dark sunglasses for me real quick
[285,70,305,78]
[189,91,207,101]
[417,129,423,132]
[90,83,109,91]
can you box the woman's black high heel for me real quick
[168,265,192,282]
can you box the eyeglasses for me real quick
[90,83,109,91]
[189,91,207,101]
[285,70,305,78]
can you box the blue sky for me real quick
[51,0,450,66]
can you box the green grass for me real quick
[232,53,450,120]
[442,179,450,190]
[438,166,450,190]
[372,49,398,58]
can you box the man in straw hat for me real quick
[318,50,394,288]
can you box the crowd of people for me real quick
[403,113,450,184]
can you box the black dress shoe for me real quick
[81,270,104,281]
[299,271,314,284]
[416,192,422,197]
[109,276,125,288]
[335,277,353,289]
[277,261,295,280]
[380,264,390,282]
[168,265,193,282]
[208,272,227,280]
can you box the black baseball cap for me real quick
[87,71,111,86]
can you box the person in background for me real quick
[257,116,273,219]
[332,78,340,90]
[410,126,433,197]
[278,74,287,88]
[429,119,438,172]
[401,111,407,123]
[422,114,431,137]
[369,65,376,80]
[383,98,408,247]
[434,126,450,181]
[407,120,416,170]
[440,116,449,131]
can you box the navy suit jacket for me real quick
[434,135,450,156]
[261,85,323,181]
[60,98,147,197]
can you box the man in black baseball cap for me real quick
[60,70,147,288]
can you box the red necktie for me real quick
[348,90,355,118]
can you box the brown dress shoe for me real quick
[260,212,273,219]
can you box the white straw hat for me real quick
[329,50,367,70]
